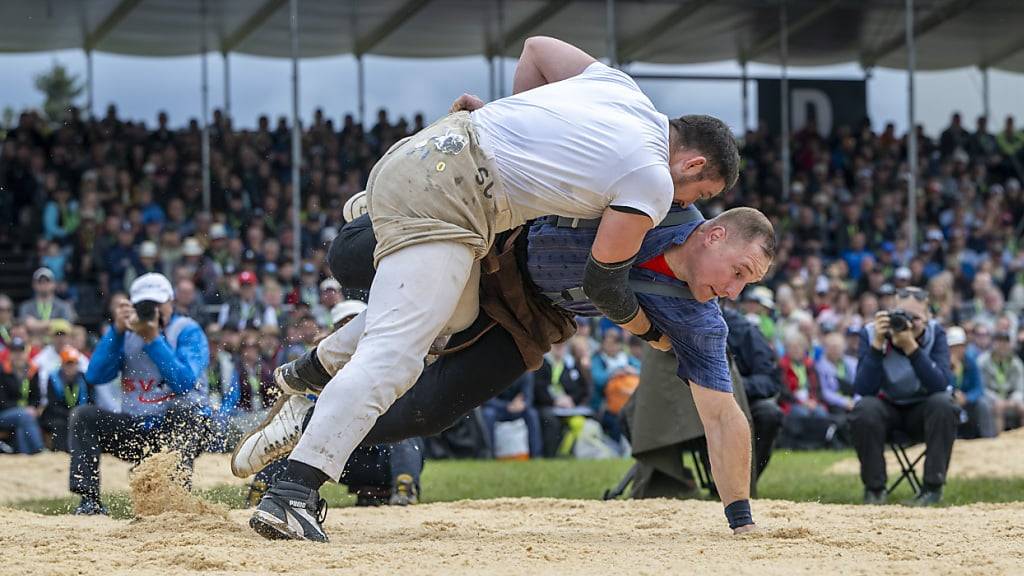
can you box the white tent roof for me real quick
[2,0,1023,72]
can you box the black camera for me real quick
[134,300,159,322]
[888,309,913,333]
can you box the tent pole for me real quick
[223,51,231,121]
[86,49,94,121]
[982,66,990,120]
[780,1,790,201]
[606,0,617,68]
[290,0,302,275]
[488,56,496,102]
[201,0,211,214]
[741,60,749,133]
[906,0,918,253]
[357,55,365,127]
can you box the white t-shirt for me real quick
[471,62,673,225]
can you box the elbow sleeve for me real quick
[583,253,640,325]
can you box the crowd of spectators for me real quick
[2,103,1024,471]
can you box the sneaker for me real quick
[906,488,943,507]
[275,348,331,396]
[249,481,329,542]
[245,480,269,508]
[74,497,109,516]
[389,474,419,506]
[231,395,314,478]
[863,488,887,505]
[353,486,391,507]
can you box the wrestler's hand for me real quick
[649,333,672,352]
[449,93,485,113]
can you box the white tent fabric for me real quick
[2,0,1023,71]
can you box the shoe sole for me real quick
[250,509,304,541]
[250,509,328,543]
[230,395,296,478]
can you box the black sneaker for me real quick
[906,488,943,507]
[863,488,887,505]
[249,481,329,542]
[274,348,330,396]
[74,497,109,516]
[389,474,419,506]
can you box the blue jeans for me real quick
[0,407,45,454]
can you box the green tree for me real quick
[34,62,84,123]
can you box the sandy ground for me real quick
[2,497,1024,575]
[0,451,244,504]
[828,427,1024,479]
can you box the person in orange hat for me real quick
[39,346,90,451]
[0,337,45,454]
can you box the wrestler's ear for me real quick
[705,224,727,246]
[682,155,707,177]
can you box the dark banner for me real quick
[758,79,866,137]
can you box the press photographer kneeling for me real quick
[69,273,210,515]
[849,287,958,506]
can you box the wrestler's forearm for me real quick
[692,384,752,507]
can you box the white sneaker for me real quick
[231,395,314,478]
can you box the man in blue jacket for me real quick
[70,273,210,515]
[850,287,958,506]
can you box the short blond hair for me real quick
[710,207,776,261]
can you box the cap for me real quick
[301,262,317,275]
[894,267,912,281]
[182,237,204,256]
[139,241,158,258]
[320,278,341,292]
[815,276,830,294]
[49,318,73,335]
[8,336,26,351]
[242,249,257,262]
[878,283,896,296]
[33,267,55,282]
[946,326,967,347]
[238,270,258,286]
[59,345,81,364]
[343,191,368,223]
[331,300,367,325]
[926,229,945,242]
[745,286,775,310]
[209,223,227,240]
[130,272,174,304]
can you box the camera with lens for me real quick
[888,309,913,333]
[134,300,159,322]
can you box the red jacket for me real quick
[778,355,822,414]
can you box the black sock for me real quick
[279,460,330,491]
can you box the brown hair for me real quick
[669,114,740,189]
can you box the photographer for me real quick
[849,287,958,506]
[69,273,210,515]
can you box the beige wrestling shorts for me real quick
[365,111,515,266]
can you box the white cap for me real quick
[320,278,341,292]
[139,241,158,258]
[182,237,204,256]
[331,300,366,325]
[130,273,174,304]
[343,191,368,223]
[894,266,912,280]
[946,326,967,347]
[210,223,228,240]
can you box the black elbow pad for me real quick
[583,253,640,325]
